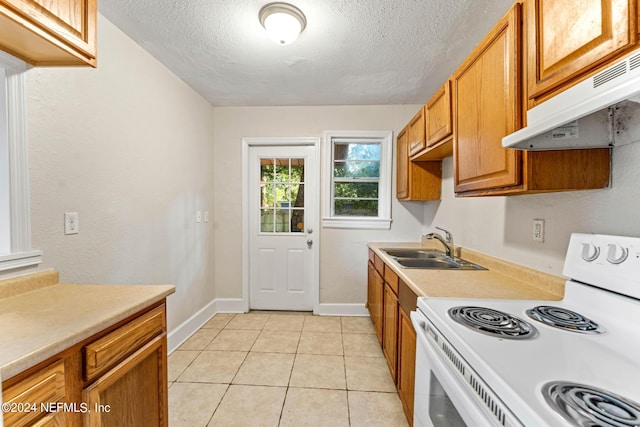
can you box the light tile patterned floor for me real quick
[168,312,409,427]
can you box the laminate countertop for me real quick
[368,241,565,301]
[0,270,175,380]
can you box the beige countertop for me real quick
[0,269,175,380]
[368,242,565,300]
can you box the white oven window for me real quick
[428,372,467,427]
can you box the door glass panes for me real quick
[260,158,305,233]
[333,142,380,217]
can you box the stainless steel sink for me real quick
[381,249,440,259]
[380,248,486,270]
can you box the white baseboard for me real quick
[317,303,369,316]
[214,298,247,313]
[168,299,368,353]
[167,298,246,354]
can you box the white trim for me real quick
[322,130,393,230]
[0,52,39,271]
[322,217,392,230]
[242,137,321,315]
[317,303,369,316]
[167,297,248,354]
[167,298,218,353]
[213,298,247,313]
[0,250,42,272]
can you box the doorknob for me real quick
[307,239,313,249]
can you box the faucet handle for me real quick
[435,227,453,243]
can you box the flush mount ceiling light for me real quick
[259,2,307,45]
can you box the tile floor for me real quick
[168,312,409,427]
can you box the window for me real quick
[260,157,305,233]
[322,131,392,229]
[0,51,41,271]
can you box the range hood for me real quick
[503,50,640,150]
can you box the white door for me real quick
[249,145,318,311]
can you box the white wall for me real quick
[213,105,426,304]
[425,143,640,276]
[24,15,216,332]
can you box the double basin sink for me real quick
[381,248,486,270]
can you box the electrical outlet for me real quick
[65,212,79,235]
[204,211,209,223]
[196,210,202,223]
[533,219,545,243]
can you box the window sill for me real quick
[322,217,392,230]
[0,250,43,272]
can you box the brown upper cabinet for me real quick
[411,80,454,161]
[407,108,426,157]
[527,0,637,105]
[426,80,453,147]
[453,2,611,196]
[396,126,442,201]
[396,128,409,200]
[0,0,97,66]
[453,3,523,194]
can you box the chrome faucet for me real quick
[424,227,454,257]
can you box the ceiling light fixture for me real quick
[259,2,307,45]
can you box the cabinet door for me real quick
[396,128,409,200]
[0,0,97,66]
[527,0,635,101]
[2,360,66,427]
[426,81,453,147]
[370,269,384,345]
[453,4,523,193]
[382,283,398,382]
[407,108,426,157]
[83,336,168,427]
[397,309,416,425]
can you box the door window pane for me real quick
[259,157,305,234]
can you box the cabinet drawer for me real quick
[373,253,384,274]
[3,360,66,427]
[84,305,165,382]
[384,265,399,295]
[368,249,375,263]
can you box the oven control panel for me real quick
[563,233,640,299]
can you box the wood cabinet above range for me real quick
[452,2,611,196]
[0,0,97,66]
[526,0,637,105]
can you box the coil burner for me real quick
[526,305,604,334]
[543,382,640,427]
[448,306,537,340]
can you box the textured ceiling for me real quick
[99,0,514,106]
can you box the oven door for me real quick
[411,309,493,427]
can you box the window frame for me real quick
[0,51,42,272]
[322,130,393,230]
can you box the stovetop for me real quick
[417,233,640,426]
[418,280,640,426]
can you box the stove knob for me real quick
[581,243,600,262]
[606,244,629,264]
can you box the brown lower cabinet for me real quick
[397,307,417,424]
[368,255,384,345]
[2,302,169,427]
[367,249,418,425]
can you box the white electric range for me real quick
[411,233,640,427]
